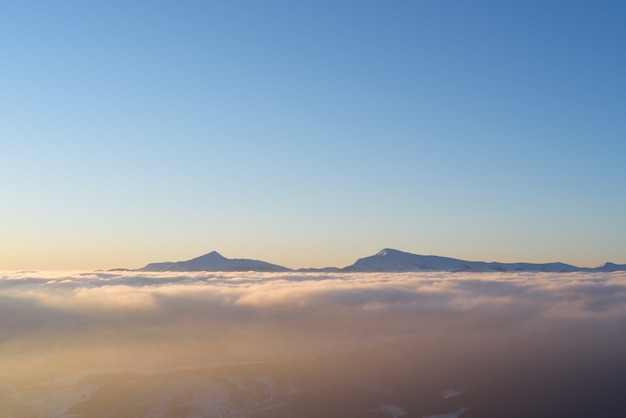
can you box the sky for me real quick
[1,0,625,270]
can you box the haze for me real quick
[2,270,626,416]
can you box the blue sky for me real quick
[2,1,625,270]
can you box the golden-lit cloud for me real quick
[2,271,626,342]
[3,271,626,417]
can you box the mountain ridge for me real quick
[135,248,626,273]
[342,248,586,273]
[141,251,291,272]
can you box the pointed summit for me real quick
[195,251,226,260]
[140,251,291,272]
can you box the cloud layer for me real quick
[3,270,626,416]
[2,270,626,355]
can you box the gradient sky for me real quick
[2,1,625,270]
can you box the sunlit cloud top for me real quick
[3,271,626,348]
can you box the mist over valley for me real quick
[2,269,626,417]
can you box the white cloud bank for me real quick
[2,270,625,362]
[2,271,626,417]
[3,270,626,326]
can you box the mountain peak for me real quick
[595,262,626,272]
[203,251,224,258]
[189,251,226,262]
[343,249,604,273]
[376,248,401,257]
[140,250,290,272]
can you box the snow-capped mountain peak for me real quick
[343,249,592,273]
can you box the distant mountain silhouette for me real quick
[342,248,625,273]
[140,251,291,272]
[136,249,626,273]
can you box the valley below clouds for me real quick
[2,271,626,417]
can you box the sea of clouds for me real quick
[2,270,626,416]
[2,270,626,362]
